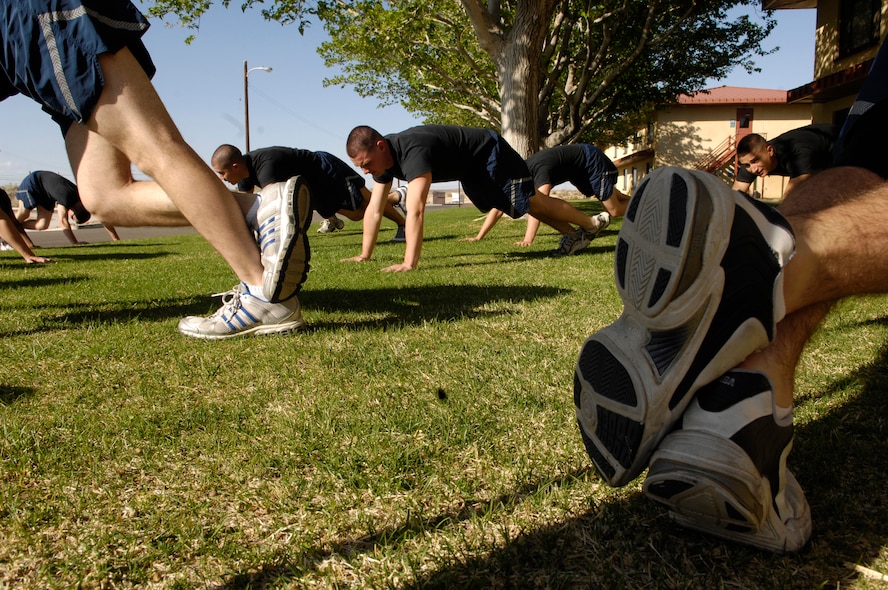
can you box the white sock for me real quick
[774,403,793,424]
[244,283,268,301]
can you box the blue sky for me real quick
[0,4,816,186]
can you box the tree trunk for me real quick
[497,41,539,158]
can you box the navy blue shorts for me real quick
[574,145,618,202]
[0,0,155,136]
[316,151,366,212]
[461,131,534,218]
[835,41,888,178]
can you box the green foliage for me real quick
[316,0,776,146]
[143,0,775,147]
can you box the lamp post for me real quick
[243,60,272,152]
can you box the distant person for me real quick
[1,1,307,339]
[732,124,837,197]
[212,145,408,243]
[344,124,611,271]
[0,188,52,263]
[16,170,119,245]
[467,144,622,247]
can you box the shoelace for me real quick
[208,285,244,318]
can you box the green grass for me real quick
[1,202,887,589]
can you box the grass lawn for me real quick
[1,201,887,589]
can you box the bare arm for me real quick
[464,209,503,242]
[0,210,53,263]
[59,207,82,245]
[343,180,391,262]
[383,174,431,272]
[731,179,753,194]
[782,174,812,198]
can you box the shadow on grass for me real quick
[31,250,178,263]
[0,275,90,290]
[0,384,37,405]
[1,284,567,337]
[219,344,888,589]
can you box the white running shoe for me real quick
[644,370,812,553]
[256,176,311,302]
[586,212,611,240]
[317,217,344,233]
[554,229,591,256]
[394,186,408,216]
[178,284,306,339]
[574,167,796,487]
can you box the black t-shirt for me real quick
[237,147,365,217]
[527,144,588,187]
[737,124,837,183]
[18,170,88,222]
[374,125,497,184]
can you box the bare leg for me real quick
[527,192,593,234]
[602,188,630,218]
[740,166,887,406]
[65,47,263,286]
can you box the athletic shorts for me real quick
[316,151,366,213]
[574,145,618,201]
[461,131,534,218]
[15,189,54,212]
[835,41,888,178]
[0,0,155,136]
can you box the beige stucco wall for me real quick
[814,0,886,79]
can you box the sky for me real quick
[0,4,817,187]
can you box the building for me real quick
[607,0,883,200]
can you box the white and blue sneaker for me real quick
[256,176,311,302]
[394,186,408,216]
[644,370,811,553]
[178,284,305,339]
[574,167,795,487]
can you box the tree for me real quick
[147,0,776,156]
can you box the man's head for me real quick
[737,134,778,178]
[211,144,250,185]
[346,126,393,177]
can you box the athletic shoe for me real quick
[178,283,306,339]
[0,240,12,251]
[390,226,406,242]
[643,370,811,553]
[257,176,311,302]
[317,217,343,233]
[394,186,408,215]
[554,229,591,256]
[587,212,611,240]
[574,167,795,487]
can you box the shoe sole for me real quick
[573,167,795,487]
[262,176,312,302]
[178,315,306,340]
[644,430,811,553]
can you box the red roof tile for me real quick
[677,86,789,104]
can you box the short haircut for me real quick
[737,134,769,158]
[346,126,383,157]
[211,144,245,169]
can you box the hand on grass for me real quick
[382,263,415,272]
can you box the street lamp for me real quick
[243,61,272,152]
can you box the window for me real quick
[839,0,880,58]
